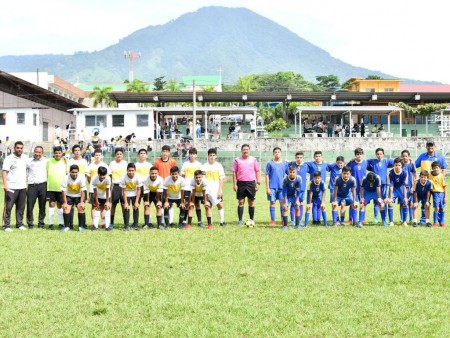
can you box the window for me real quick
[384,88,394,92]
[365,88,376,92]
[112,115,124,127]
[17,113,25,125]
[33,113,37,126]
[137,114,148,127]
[85,115,107,127]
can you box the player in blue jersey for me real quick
[387,158,409,226]
[265,147,287,227]
[305,171,327,226]
[306,151,328,184]
[346,147,368,223]
[331,166,357,227]
[367,148,394,224]
[288,151,308,226]
[360,172,386,226]
[413,170,432,227]
[281,166,302,230]
[401,150,417,223]
[327,156,345,203]
[415,140,447,175]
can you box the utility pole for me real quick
[193,80,196,146]
[216,66,223,92]
[124,51,141,82]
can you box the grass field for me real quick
[0,180,449,337]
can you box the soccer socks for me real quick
[295,216,301,227]
[58,208,64,225]
[380,209,387,222]
[78,213,86,228]
[123,209,130,227]
[249,206,255,220]
[388,206,394,222]
[401,207,408,223]
[168,208,174,224]
[93,210,101,228]
[312,204,319,222]
[178,209,185,224]
[164,208,170,226]
[63,213,70,227]
[439,210,445,224]
[299,205,304,222]
[144,214,150,225]
[156,215,163,226]
[196,209,202,223]
[332,210,338,223]
[350,208,357,225]
[290,205,295,223]
[238,206,244,221]
[218,209,225,223]
[305,211,310,225]
[187,216,193,225]
[409,207,414,222]
[374,204,380,221]
[104,210,111,228]
[132,208,139,227]
[270,206,276,221]
[207,216,212,225]
[282,215,288,227]
[48,207,55,225]
[359,210,366,223]
[321,211,327,226]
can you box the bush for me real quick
[264,118,290,132]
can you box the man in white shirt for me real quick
[2,141,29,231]
[26,146,48,229]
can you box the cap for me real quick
[426,141,435,146]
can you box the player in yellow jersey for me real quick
[429,161,447,227]
[203,148,226,226]
[120,163,142,231]
[61,165,87,232]
[108,148,127,229]
[46,146,67,230]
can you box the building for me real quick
[345,77,402,92]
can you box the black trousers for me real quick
[3,189,27,228]
[27,182,47,226]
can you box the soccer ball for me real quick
[245,219,255,228]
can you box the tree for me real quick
[153,76,167,91]
[166,78,180,92]
[315,75,340,90]
[126,79,149,93]
[254,72,319,92]
[233,75,257,92]
[366,75,382,80]
[88,86,115,107]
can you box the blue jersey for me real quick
[347,159,368,190]
[401,162,416,188]
[367,158,394,185]
[388,169,408,188]
[265,160,287,189]
[308,181,326,201]
[306,161,328,183]
[327,163,343,189]
[415,180,432,201]
[334,176,356,198]
[282,175,302,198]
[415,152,447,173]
[289,161,308,192]
[361,174,381,193]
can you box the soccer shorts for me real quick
[111,184,124,205]
[47,191,63,204]
[66,196,82,206]
[207,193,222,206]
[267,188,284,202]
[236,181,256,200]
[380,184,389,199]
[432,192,445,208]
[392,187,407,205]
[364,191,379,205]
[336,196,354,206]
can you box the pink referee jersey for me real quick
[231,156,260,182]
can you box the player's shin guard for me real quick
[132,208,139,227]
[238,206,244,221]
[164,208,170,226]
[144,214,149,225]
[434,210,439,224]
[69,208,74,227]
[409,207,414,221]
[299,205,304,221]
[249,206,255,220]
[178,209,185,224]
[350,208,357,225]
[312,204,319,222]
[269,206,275,221]
[439,209,445,224]
[93,210,100,228]
[295,215,301,227]
[282,215,288,227]
[156,215,163,226]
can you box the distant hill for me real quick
[0,6,436,85]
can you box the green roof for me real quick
[182,75,220,86]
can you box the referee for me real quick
[231,144,261,225]
[26,146,48,229]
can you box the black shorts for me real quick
[236,181,256,200]
[89,192,95,204]
[145,192,160,206]
[111,184,124,204]
[167,198,182,208]
[125,196,137,205]
[183,190,191,200]
[97,198,107,206]
[67,196,82,206]
[47,191,63,204]
[194,196,204,205]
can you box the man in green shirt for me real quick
[46,146,67,230]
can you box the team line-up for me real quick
[1,140,447,232]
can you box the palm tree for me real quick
[126,79,149,93]
[89,86,115,107]
[234,75,256,92]
[166,78,180,92]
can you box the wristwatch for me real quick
[256,182,261,185]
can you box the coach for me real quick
[415,141,447,174]
[2,141,29,231]
[27,146,48,229]
[232,144,261,225]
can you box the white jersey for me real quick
[61,174,87,198]
[68,157,88,176]
[143,175,164,194]
[135,161,152,180]
[120,174,143,197]
[203,161,225,195]
[2,153,29,190]
[86,161,110,193]
[91,175,111,200]
[190,177,208,197]
[181,160,203,191]
[163,176,185,200]
[109,160,128,184]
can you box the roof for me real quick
[0,70,86,111]
[295,106,403,114]
[400,84,450,93]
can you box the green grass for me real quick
[0,181,449,337]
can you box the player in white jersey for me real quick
[142,166,164,229]
[186,170,212,230]
[109,148,128,228]
[120,163,143,231]
[61,164,87,232]
[163,166,186,229]
[91,166,111,230]
[68,144,88,176]
[203,148,226,226]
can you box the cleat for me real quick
[78,226,87,232]
[158,225,167,230]
[123,226,130,232]
[373,219,379,225]
[198,222,205,228]
[382,221,389,227]
[142,225,150,230]
[401,222,408,227]
[339,221,346,226]
[432,223,438,228]
[295,225,302,230]
[4,227,13,232]
[389,222,394,227]
[220,222,227,227]
[169,223,176,228]
[61,227,70,233]
[290,220,295,227]
[28,225,34,230]
[48,225,54,230]
[17,226,27,231]
[440,224,446,227]
[133,227,140,231]
[237,220,243,226]
[300,220,305,226]
[426,222,432,227]
[269,221,276,227]
[105,226,113,231]
[332,222,340,227]
[185,224,192,230]
[362,220,368,225]
[282,225,288,231]
[356,222,363,228]
[412,221,418,227]
[207,224,214,230]
[347,220,353,225]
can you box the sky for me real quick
[1,0,450,83]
